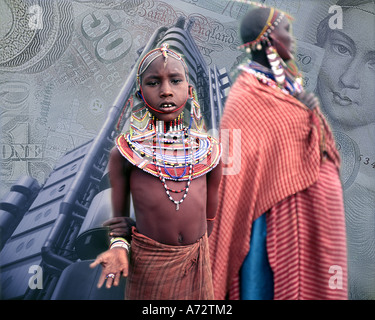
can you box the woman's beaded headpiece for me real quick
[235,1,298,88]
[238,6,285,53]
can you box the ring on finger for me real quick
[106,273,115,279]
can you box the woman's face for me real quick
[270,15,295,61]
[317,3,375,129]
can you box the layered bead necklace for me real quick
[239,61,303,96]
[153,116,194,211]
[117,90,221,211]
[127,110,196,211]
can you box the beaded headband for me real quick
[238,7,285,52]
[137,43,189,83]
[136,43,190,115]
[235,0,294,53]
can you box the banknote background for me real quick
[0,0,374,299]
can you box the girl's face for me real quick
[140,55,189,123]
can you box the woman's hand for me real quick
[103,216,135,239]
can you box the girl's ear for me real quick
[136,90,144,101]
[188,85,194,99]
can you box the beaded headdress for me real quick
[131,43,205,135]
[238,6,286,53]
[235,0,299,88]
[137,43,189,84]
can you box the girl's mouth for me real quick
[159,102,177,112]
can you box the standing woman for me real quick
[209,3,348,300]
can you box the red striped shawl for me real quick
[209,72,347,300]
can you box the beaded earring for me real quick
[187,86,204,133]
[265,41,286,87]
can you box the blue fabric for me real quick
[240,213,274,300]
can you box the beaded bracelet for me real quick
[110,237,130,252]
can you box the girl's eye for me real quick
[146,81,158,86]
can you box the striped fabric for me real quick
[125,228,214,300]
[209,71,347,300]
[267,159,347,299]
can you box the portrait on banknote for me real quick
[314,0,375,300]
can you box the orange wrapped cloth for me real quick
[125,228,214,300]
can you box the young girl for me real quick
[90,43,221,300]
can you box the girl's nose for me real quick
[160,81,173,97]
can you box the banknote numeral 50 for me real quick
[296,53,312,66]
[81,12,132,63]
